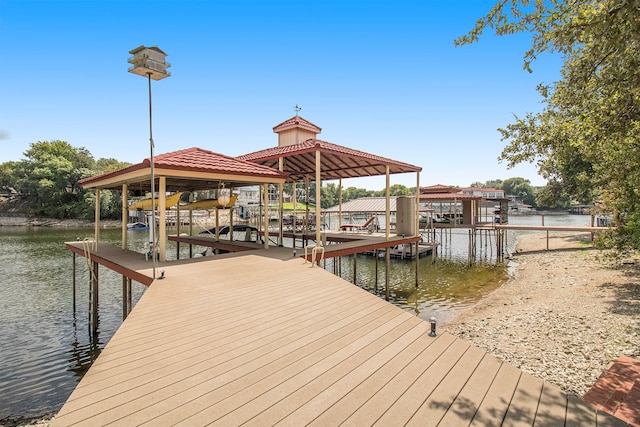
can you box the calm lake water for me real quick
[0,214,592,421]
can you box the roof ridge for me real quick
[272,115,322,133]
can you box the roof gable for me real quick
[272,115,322,134]
[238,139,421,181]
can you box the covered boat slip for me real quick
[54,250,613,426]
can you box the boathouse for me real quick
[56,116,622,426]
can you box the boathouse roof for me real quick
[237,139,422,182]
[78,147,288,192]
[324,196,433,213]
[418,184,482,202]
[419,192,481,201]
[420,184,459,194]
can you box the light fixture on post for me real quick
[128,45,171,279]
[217,182,231,207]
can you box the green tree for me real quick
[0,140,128,220]
[470,179,503,189]
[501,177,536,207]
[371,184,413,197]
[320,182,339,208]
[457,0,640,248]
[16,141,93,216]
[96,158,132,174]
[342,186,374,203]
[0,161,20,194]
[388,184,412,196]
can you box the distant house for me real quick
[459,187,505,199]
[417,184,509,224]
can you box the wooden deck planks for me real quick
[470,362,522,426]
[69,287,371,411]
[405,345,487,426]
[534,383,569,426]
[436,353,504,427]
[136,308,407,426]
[273,323,431,426]
[239,321,427,426]
[502,371,544,426]
[566,394,597,426]
[308,327,445,426]
[55,245,614,426]
[341,334,467,425]
[59,269,395,425]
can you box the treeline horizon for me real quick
[0,140,562,221]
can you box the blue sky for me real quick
[0,0,561,190]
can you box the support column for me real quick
[89,261,99,334]
[159,176,167,262]
[374,250,379,293]
[122,184,128,250]
[385,165,390,240]
[72,253,76,314]
[415,171,420,286]
[122,276,132,320]
[338,178,343,230]
[278,158,284,247]
[315,150,321,245]
[215,208,220,241]
[305,176,310,233]
[263,183,269,249]
[385,248,391,301]
[122,276,128,320]
[292,180,298,238]
[415,241,420,287]
[189,210,193,258]
[176,202,181,259]
[94,189,101,244]
[353,254,357,285]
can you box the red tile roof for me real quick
[152,147,286,177]
[238,139,421,181]
[272,115,322,134]
[79,147,287,190]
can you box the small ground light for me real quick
[429,317,437,336]
[293,250,297,257]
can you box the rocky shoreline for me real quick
[444,232,640,397]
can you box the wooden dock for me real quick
[167,232,427,261]
[55,243,626,426]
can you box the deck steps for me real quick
[583,355,640,426]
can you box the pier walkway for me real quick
[56,243,624,426]
[167,232,428,261]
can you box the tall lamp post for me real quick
[128,45,171,279]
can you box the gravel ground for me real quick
[444,232,640,397]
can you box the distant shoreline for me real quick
[0,216,122,228]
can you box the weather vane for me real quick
[293,104,301,116]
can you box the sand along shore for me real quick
[444,232,640,396]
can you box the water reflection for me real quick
[0,227,146,421]
[324,255,510,324]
